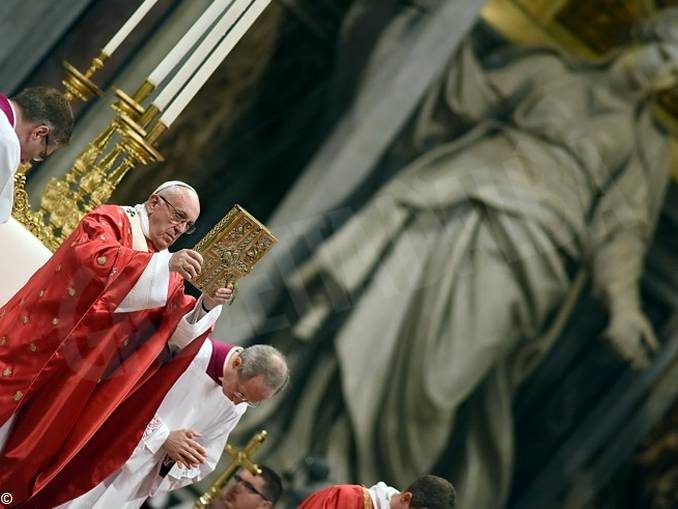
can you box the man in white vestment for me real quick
[59,342,288,508]
[0,86,73,222]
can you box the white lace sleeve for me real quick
[142,416,170,454]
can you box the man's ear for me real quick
[32,123,49,140]
[401,491,413,507]
[232,354,242,369]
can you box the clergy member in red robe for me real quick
[297,475,456,509]
[0,88,72,222]
[0,180,233,507]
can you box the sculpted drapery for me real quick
[239,8,676,509]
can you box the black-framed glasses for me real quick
[158,195,196,234]
[233,473,270,501]
[32,131,49,164]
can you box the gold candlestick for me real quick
[14,49,113,247]
[113,80,156,120]
[62,51,109,103]
[15,44,172,249]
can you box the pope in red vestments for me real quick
[0,181,234,508]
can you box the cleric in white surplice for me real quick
[58,340,288,509]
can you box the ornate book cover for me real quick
[190,204,277,296]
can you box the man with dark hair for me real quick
[58,341,288,508]
[297,474,456,509]
[404,475,457,509]
[212,465,283,509]
[0,86,73,222]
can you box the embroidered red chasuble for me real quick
[0,205,209,507]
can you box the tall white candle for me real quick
[148,0,232,86]
[102,0,159,56]
[160,0,273,127]
[153,0,253,111]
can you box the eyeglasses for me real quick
[158,195,196,234]
[232,391,260,408]
[32,131,49,164]
[233,473,270,501]
[230,369,263,408]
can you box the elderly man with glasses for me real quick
[58,337,288,509]
[0,86,73,223]
[0,180,238,506]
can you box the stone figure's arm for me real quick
[589,112,670,368]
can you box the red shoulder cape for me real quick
[298,485,372,509]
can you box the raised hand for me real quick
[169,249,204,280]
[202,283,236,310]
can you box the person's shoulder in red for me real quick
[298,484,366,509]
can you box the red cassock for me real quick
[297,485,374,509]
[0,205,209,508]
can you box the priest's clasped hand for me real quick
[162,429,207,469]
[169,249,204,280]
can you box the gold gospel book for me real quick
[190,205,277,296]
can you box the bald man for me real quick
[0,181,234,507]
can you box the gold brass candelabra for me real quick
[12,49,170,250]
[12,52,108,246]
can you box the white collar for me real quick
[368,482,399,509]
[135,203,150,239]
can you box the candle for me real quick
[102,0,159,56]
[160,0,273,127]
[153,0,253,111]
[148,0,232,86]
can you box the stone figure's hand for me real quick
[603,308,659,370]
[169,249,204,280]
[162,429,207,469]
[202,283,235,310]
